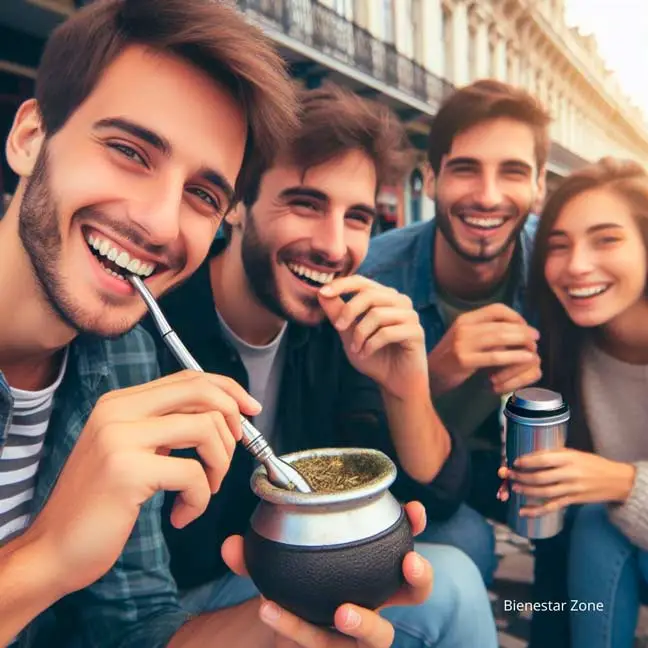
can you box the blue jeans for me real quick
[420,503,497,586]
[181,542,498,648]
[569,503,648,648]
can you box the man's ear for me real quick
[224,203,245,230]
[424,164,436,200]
[5,99,46,178]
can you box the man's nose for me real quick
[474,173,504,209]
[311,215,346,263]
[129,182,183,246]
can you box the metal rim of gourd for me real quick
[250,447,397,507]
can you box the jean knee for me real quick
[420,505,497,586]
[416,543,494,616]
[381,545,498,647]
[571,504,619,549]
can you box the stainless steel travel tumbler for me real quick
[504,387,570,539]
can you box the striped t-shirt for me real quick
[0,350,69,543]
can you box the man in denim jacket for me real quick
[360,80,548,586]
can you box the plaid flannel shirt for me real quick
[0,327,190,648]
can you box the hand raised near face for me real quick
[427,303,540,395]
[318,276,429,399]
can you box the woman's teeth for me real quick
[287,262,335,286]
[462,216,505,229]
[567,285,609,299]
[86,233,156,280]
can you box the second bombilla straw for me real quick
[128,274,312,494]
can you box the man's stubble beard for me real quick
[240,207,319,323]
[18,145,132,338]
[434,196,531,264]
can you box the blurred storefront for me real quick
[3,0,648,224]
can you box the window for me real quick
[353,0,369,28]
[383,0,395,43]
[412,0,424,63]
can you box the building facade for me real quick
[2,0,648,227]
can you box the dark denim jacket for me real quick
[359,217,539,349]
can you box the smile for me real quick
[459,215,507,230]
[84,231,158,282]
[287,262,337,288]
[566,284,611,299]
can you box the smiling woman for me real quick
[521,156,648,648]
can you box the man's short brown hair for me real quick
[427,79,551,176]
[35,0,298,204]
[242,83,415,206]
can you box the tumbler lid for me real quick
[510,387,564,412]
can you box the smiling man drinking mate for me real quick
[148,83,498,648]
[0,0,390,646]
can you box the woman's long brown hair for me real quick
[529,157,648,451]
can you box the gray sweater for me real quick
[582,342,648,550]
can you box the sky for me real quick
[565,0,648,119]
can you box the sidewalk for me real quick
[489,523,648,647]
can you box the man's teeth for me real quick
[567,285,609,298]
[86,233,156,277]
[463,216,505,229]
[287,263,335,285]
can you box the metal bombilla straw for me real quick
[128,274,312,494]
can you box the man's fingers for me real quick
[259,601,335,647]
[317,292,346,324]
[320,274,381,298]
[221,534,249,577]
[350,307,417,354]
[403,501,426,536]
[381,551,433,608]
[97,371,261,425]
[144,454,211,529]
[489,359,540,384]
[118,412,237,492]
[464,348,537,370]
[490,362,542,394]
[462,322,539,351]
[361,324,423,358]
[460,303,529,325]
[334,604,395,647]
[330,289,409,333]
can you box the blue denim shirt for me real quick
[1,328,190,648]
[359,217,538,349]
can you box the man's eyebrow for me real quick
[93,117,171,156]
[279,186,329,202]
[501,160,534,173]
[444,157,480,168]
[279,186,376,219]
[198,168,236,212]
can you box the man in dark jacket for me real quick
[146,84,498,648]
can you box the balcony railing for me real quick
[237,0,453,107]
